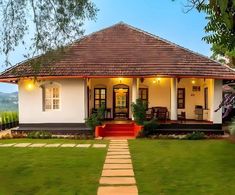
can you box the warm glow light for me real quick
[24,80,36,91]
[191,79,196,84]
[118,78,123,83]
[153,77,161,84]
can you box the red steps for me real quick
[95,123,143,137]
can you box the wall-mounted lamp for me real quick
[24,79,36,91]
[191,79,196,84]
[118,78,123,83]
[153,77,161,84]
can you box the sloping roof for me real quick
[1,22,235,81]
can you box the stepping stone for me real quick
[109,143,128,146]
[76,144,91,148]
[105,159,132,164]
[102,169,134,176]
[103,164,133,169]
[110,141,128,144]
[100,177,136,185]
[14,143,31,147]
[28,143,46,147]
[93,144,106,148]
[97,186,138,195]
[60,144,76,147]
[44,144,61,147]
[107,151,130,155]
[106,155,131,159]
[109,146,128,149]
[108,148,129,152]
[0,143,16,147]
[110,139,127,141]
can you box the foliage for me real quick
[137,118,159,137]
[0,111,18,125]
[183,0,235,66]
[0,0,98,67]
[131,98,147,125]
[185,131,206,140]
[27,131,52,139]
[85,105,105,131]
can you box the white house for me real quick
[1,23,235,136]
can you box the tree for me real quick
[184,0,235,66]
[0,0,98,66]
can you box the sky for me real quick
[0,0,211,93]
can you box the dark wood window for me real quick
[204,87,208,109]
[139,88,148,103]
[177,88,185,109]
[94,88,106,109]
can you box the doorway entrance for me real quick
[113,84,129,119]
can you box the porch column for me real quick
[84,78,88,119]
[132,78,139,103]
[132,78,139,119]
[170,78,177,120]
[210,79,222,124]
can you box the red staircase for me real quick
[95,123,143,137]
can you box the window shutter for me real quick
[42,86,46,111]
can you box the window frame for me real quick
[94,88,107,109]
[177,88,185,109]
[139,88,148,103]
[43,85,61,111]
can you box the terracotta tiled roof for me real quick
[1,22,235,80]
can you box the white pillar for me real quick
[132,78,139,119]
[84,78,88,119]
[170,78,177,120]
[210,79,222,124]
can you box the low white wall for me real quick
[18,79,85,124]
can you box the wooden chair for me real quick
[177,112,186,123]
[157,107,168,121]
[146,108,154,120]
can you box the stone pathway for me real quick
[0,143,106,148]
[97,139,138,195]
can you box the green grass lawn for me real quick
[129,139,235,195]
[0,142,107,195]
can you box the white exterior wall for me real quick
[210,79,222,124]
[18,79,85,124]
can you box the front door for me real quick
[113,85,129,119]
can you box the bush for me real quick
[85,105,105,131]
[131,98,147,125]
[27,131,52,139]
[185,131,205,140]
[1,133,12,139]
[137,118,159,137]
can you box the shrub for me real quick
[85,105,105,131]
[27,131,52,139]
[137,118,159,137]
[131,98,147,125]
[1,133,12,139]
[185,131,205,140]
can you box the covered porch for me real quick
[85,77,222,125]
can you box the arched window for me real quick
[42,83,60,111]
